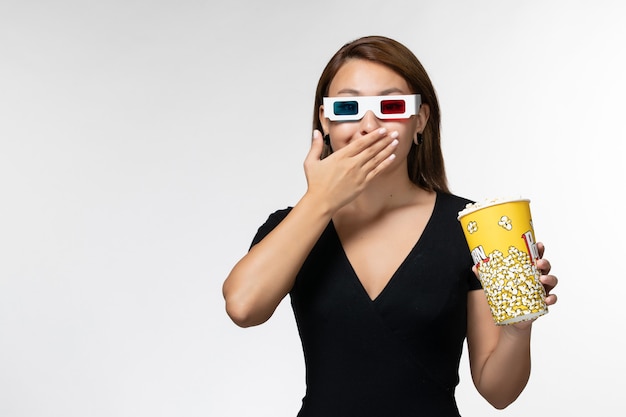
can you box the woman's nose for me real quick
[359,110,382,135]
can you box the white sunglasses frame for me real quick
[322,94,421,121]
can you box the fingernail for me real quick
[378,128,387,135]
[390,131,399,139]
[391,139,399,147]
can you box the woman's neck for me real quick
[335,172,433,221]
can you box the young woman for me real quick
[222,35,558,417]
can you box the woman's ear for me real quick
[319,105,330,136]
[416,103,430,133]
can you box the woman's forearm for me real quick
[473,325,533,409]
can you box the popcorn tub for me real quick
[458,198,548,325]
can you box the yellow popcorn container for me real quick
[457,198,548,325]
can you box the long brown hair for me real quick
[313,35,449,194]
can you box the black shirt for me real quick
[250,192,482,417]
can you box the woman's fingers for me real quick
[540,272,558,294]
[305,130,325,163]
[340,128,392,158]
[361,137,399,179]
[536,241,545,259]
[536,257,551,274]
[340,129,400,177]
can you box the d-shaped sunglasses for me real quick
[322,94,421,121]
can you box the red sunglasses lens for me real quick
[380,99,406,114]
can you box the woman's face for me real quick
[319,59,428,160]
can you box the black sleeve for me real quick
[468,272,483,291]
[249,207,293,249]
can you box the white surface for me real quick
[1,1,623,416]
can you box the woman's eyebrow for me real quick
[379,88,406,95]
[335,87,406,96]
[336,88,361,95]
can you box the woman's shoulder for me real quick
[436,191,475,213]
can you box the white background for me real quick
[1,1,624,416]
